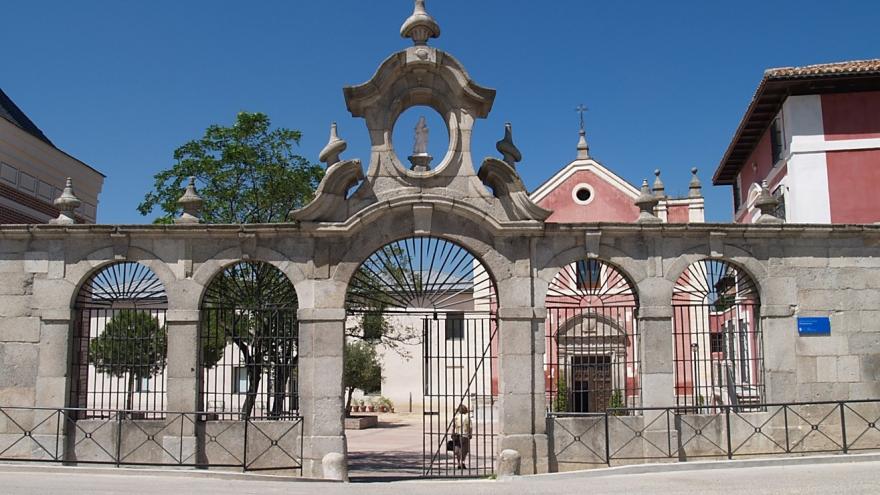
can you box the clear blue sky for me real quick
[2,1,878,223]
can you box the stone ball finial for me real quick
[50,177,82,225]
[496,122,522,166]
[754,180,783,224]
[689,167,703,198]
[635,179,662,224]
[175,176,204,224]
[401,0,440,46]
[319,122,347,166]
[652,169,666,198]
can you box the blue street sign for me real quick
[798,317,831,336]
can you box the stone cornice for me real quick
[2,221,878,241]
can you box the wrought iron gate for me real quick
[422,315,497,478]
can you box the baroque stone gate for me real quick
[1,1,879,479]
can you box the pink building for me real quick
[531,128,705,223]
[714,59,880,224]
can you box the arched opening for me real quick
[672,259,763,411]
[545,260,640,414]
[199,261,299,420]
[344,236,497,478]
[71,262,168,419]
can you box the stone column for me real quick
[163,309,200,461]
[496,306,548,474]
[638,305,675,408]
[297,307,346,479]
[637,303,676,459]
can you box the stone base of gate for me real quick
[303,435,347,479]
[498,433,549,475]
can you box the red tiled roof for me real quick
[713,59,880,185]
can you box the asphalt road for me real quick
[2,460,879,495]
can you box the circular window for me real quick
[571,183,595,205]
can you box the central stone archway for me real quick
[342,235,499,479]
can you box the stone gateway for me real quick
[0,1,878,480]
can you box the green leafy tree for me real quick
[88,310,167,411]
[344,341,382,417]
[138,112,323,224]
[554,374,569,413]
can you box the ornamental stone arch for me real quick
[533,242,648,311]
[65,246,180,311]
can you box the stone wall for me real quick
[0,219,878,476]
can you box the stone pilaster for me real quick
[297,307,347,479]
[496,306,548,474]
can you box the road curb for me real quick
[506,452,880,482]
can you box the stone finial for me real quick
[576,129,590,160]
[175,176,204,224]
[635,179,662,224]
[652,169,666,199]
[318,122,347,166]
[689,167,703,198]
[400,0,440,46]
[49,177,81,225]
[496,123,522,166]
[754,180,783,224]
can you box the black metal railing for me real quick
[0,406,302,473]
[548,399,880,468]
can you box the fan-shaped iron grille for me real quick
[545,260,640,414]
[71,262,168,418]
[672,259,759,306]
[672,260,764,410]
[200,261,299,420]
[346,236,496,314]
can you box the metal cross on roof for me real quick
[575,104,588,131]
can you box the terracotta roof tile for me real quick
[764,59,880,79]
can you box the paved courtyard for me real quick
[2,458,879,495]
[346,412,423,479]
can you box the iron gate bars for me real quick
[200,261,299,420]
[0,406,303,472]
[422,316,497,478]
[546,259,640,414]
[546,399,880,467]
[71,262,168,420]
[672,260,764,410]
[346,236,496,315]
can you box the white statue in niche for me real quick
[408,115,433,171]
[413,116,429,155]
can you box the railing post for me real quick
[243,415,249,472]
[725,406,732,459]
[783,405,790,453]
[840,402,848,454]
[115,411,123,467]
[604,412,611,466]
[54,409,62,462]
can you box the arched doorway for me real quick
[545,259,640,414]
[672,259,763,411]
[71,262,168,419]
[344,236,498,478]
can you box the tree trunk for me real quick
[242,364,262,420]
[345,386,355,418]
[126,373,136,413]
[269,365,291,418]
